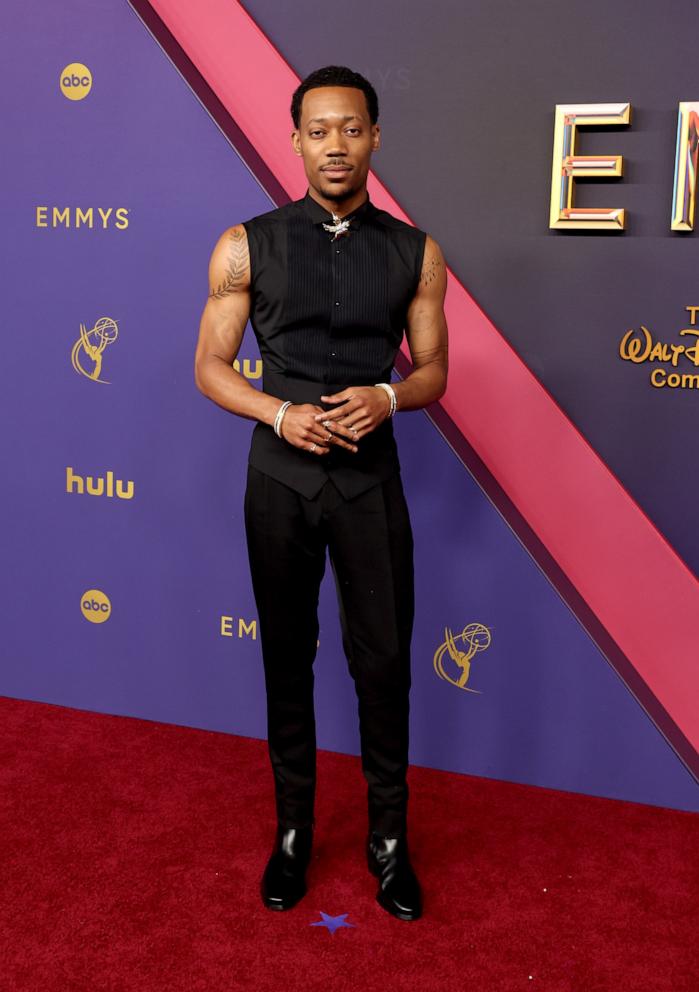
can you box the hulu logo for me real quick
[65,467,134,500]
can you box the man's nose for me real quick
[326,135,348,155]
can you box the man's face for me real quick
[292,85,380,202]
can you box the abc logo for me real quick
[81,588,111,624]
[60,63,92,101]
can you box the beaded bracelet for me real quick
[273,400,293,438]
[374,382,397,417]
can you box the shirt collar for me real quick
[300,188,373,230]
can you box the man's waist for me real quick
[262,368,390,408]
[249,417,399,496]
[253,368,397,464]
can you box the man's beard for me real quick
[318,180,357,204]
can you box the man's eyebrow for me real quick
[307,115,361,124]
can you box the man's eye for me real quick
[309,129,360,137]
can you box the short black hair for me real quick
[290,65,379,130]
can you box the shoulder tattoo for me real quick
[420,252,441,286]
[209,226,249,299]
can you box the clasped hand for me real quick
[278,386,392,456]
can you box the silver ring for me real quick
[309,442,317,452]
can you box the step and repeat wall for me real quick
[1,0,697,812]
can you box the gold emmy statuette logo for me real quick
[433,623,492,694]
[71,317,118,383]
[81,589,111,624]
[60,63,92,101]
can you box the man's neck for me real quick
[307,186,369,219]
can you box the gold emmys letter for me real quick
[549,102,630,230]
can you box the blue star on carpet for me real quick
[309,911,356,934]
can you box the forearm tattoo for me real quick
[420,253,441,286]
[209,227,249,298]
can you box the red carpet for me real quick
[1,695,696,992]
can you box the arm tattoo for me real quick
[209,227,249,299]
[420,253,441,286]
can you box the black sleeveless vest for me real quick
[242,189,427,500]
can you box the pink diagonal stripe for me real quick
[148,0,699,756]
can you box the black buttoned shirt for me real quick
[242,189,427,499]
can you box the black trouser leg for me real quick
[243,465,327,829]
[325,473,415,838]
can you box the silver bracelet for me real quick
[374,382,397,417]
[273,400,292,437]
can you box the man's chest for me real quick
[249,217,417,336]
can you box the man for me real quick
[194,65,448,922]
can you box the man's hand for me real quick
[280,403,358,455]
[312,385,392,440]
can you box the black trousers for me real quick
[243,463,415,837]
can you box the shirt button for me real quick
[334,301,340,306]
[335,249,341,254]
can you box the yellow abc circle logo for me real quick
[60,63,92,101]
[81,588,111,624]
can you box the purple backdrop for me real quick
[1,0,697,813]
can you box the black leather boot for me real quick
[367,830,422,921]
[261,822,314,911]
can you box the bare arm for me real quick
[391,233,449,410]
[194,224,281,426]
[194,224,358,454]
